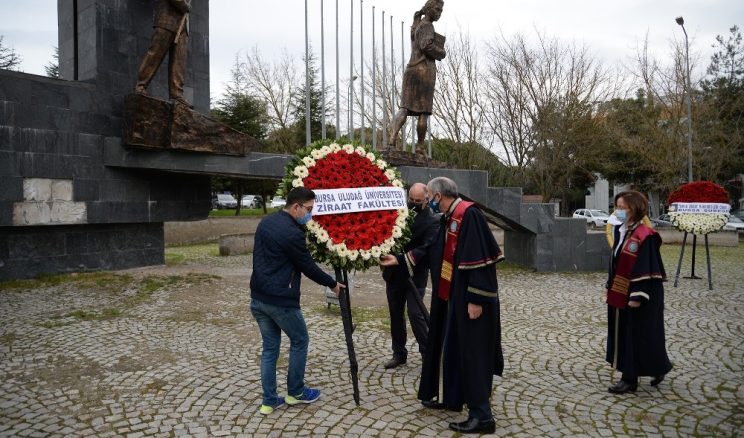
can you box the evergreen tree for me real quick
[0,35,22,70]
[44,46,59,78]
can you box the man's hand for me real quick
[628,300,641,308]
[467,303,482,319]
[332,282,346,297]
[379,255,399,266]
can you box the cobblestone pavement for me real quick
[1,243,742,437]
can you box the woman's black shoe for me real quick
[448,418,496,434]
[650,374,665,386]
[608,380,638,394]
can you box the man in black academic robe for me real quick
[381,177,504,435]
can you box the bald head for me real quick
[409,183,427,200]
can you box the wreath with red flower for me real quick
[666,181,731,234]
[277,140,413,271]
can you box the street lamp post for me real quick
[676,16,693,182]
[348,75,358,140]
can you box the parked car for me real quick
[270,197,286,208]
[652,214,674,228]
[572,208,610,227]
[731,209,744,220]
[723,215,744,232]
[212,193,238,209]
[241,194,262,209]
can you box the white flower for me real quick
[384,169,396,181]
[360,250,372,260]
[392,226,403,238]
[342,144,355,153]
[376,159,388,169]
[366,152,376,161]
[348,250,359,261]
[669,212,728,234]
[397,208,409,219]
[331,143,341,152]
[293,165,309,178]
[395,216,407,228]
[311,149,323,159]
[316,228,329,243]
[292,178,304,187]
[337,247,349,258]
[320,145,331,155]
[326,240,336,251]
[302,156,316,167]
[355,146,366,155]
[370,246,382,258]
[392,179,404,188]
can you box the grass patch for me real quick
[164,243,221,259]
[1,332,16,352]
[0,272,132,292]
[164,252,186,266]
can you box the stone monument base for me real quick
[122,94,260,156]
[380,149,448,168]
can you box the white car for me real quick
[573,208,610,227]
[723,216,744,232]
[270,197,286,209]
[241,195,261,209]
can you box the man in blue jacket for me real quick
[250,187,344,415]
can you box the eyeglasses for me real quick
[299,203,314,212]
[408,199,427,205]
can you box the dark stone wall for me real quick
[0,223,164,280]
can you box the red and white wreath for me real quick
[278,141,413,270]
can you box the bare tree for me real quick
[0,35,22,70]
[238,47,300,131]
[483,29,614,199]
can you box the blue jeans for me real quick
[250,298,309,406]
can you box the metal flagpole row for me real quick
[348,0,354,141]
[371,6,376,150]
[389,14,394,147]
[381,11,387,147]
[335,0,340,140]
[304,0,311,146]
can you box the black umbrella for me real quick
[335,267,360,405]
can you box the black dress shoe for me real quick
[421,399,463,412]
[383,357,406,369]
[608,380,638,394]
[448,418,496,434]
[650,374,665,386]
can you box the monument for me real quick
[387,0,446,154]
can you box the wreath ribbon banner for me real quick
[312,187,406,215]
[670,202,730,214]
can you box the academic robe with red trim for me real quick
[606,224,673,378]
[405,200,504,410]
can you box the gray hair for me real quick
[427,177,458,198]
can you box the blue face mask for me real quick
[296,212,312,225]
[615,209,627,222]
[429,196,440,214]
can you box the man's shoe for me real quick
[383,357,406,369]
[258,398,285,415]
[448,418,496,434]
[650,374,665,386]
[285,387,321,405]
[421,399,462,412]
[608,380,638,394]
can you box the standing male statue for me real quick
[134,0,192,108]
[388,0,446,154]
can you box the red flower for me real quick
[668,181,729,204]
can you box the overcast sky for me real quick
[1,0,741,102]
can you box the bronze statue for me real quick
[388,0,445,153]
[135,0,192,108]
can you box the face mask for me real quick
[428,196,440,214]
[615,209,627,222]
[296,212,312,225]
[408,202,424,213]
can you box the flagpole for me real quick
[321,0,326,140]
[304,0,311,146]
[360,0,365,146]
[372,6,377,150]
[390,14,395,147]
[349,0,354,141]
[335,0,340,140]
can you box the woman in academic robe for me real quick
[605,190,672,394]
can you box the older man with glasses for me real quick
[250,187,345,415]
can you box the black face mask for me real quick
[408,202,425,213]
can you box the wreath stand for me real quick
[673,232,713,290]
